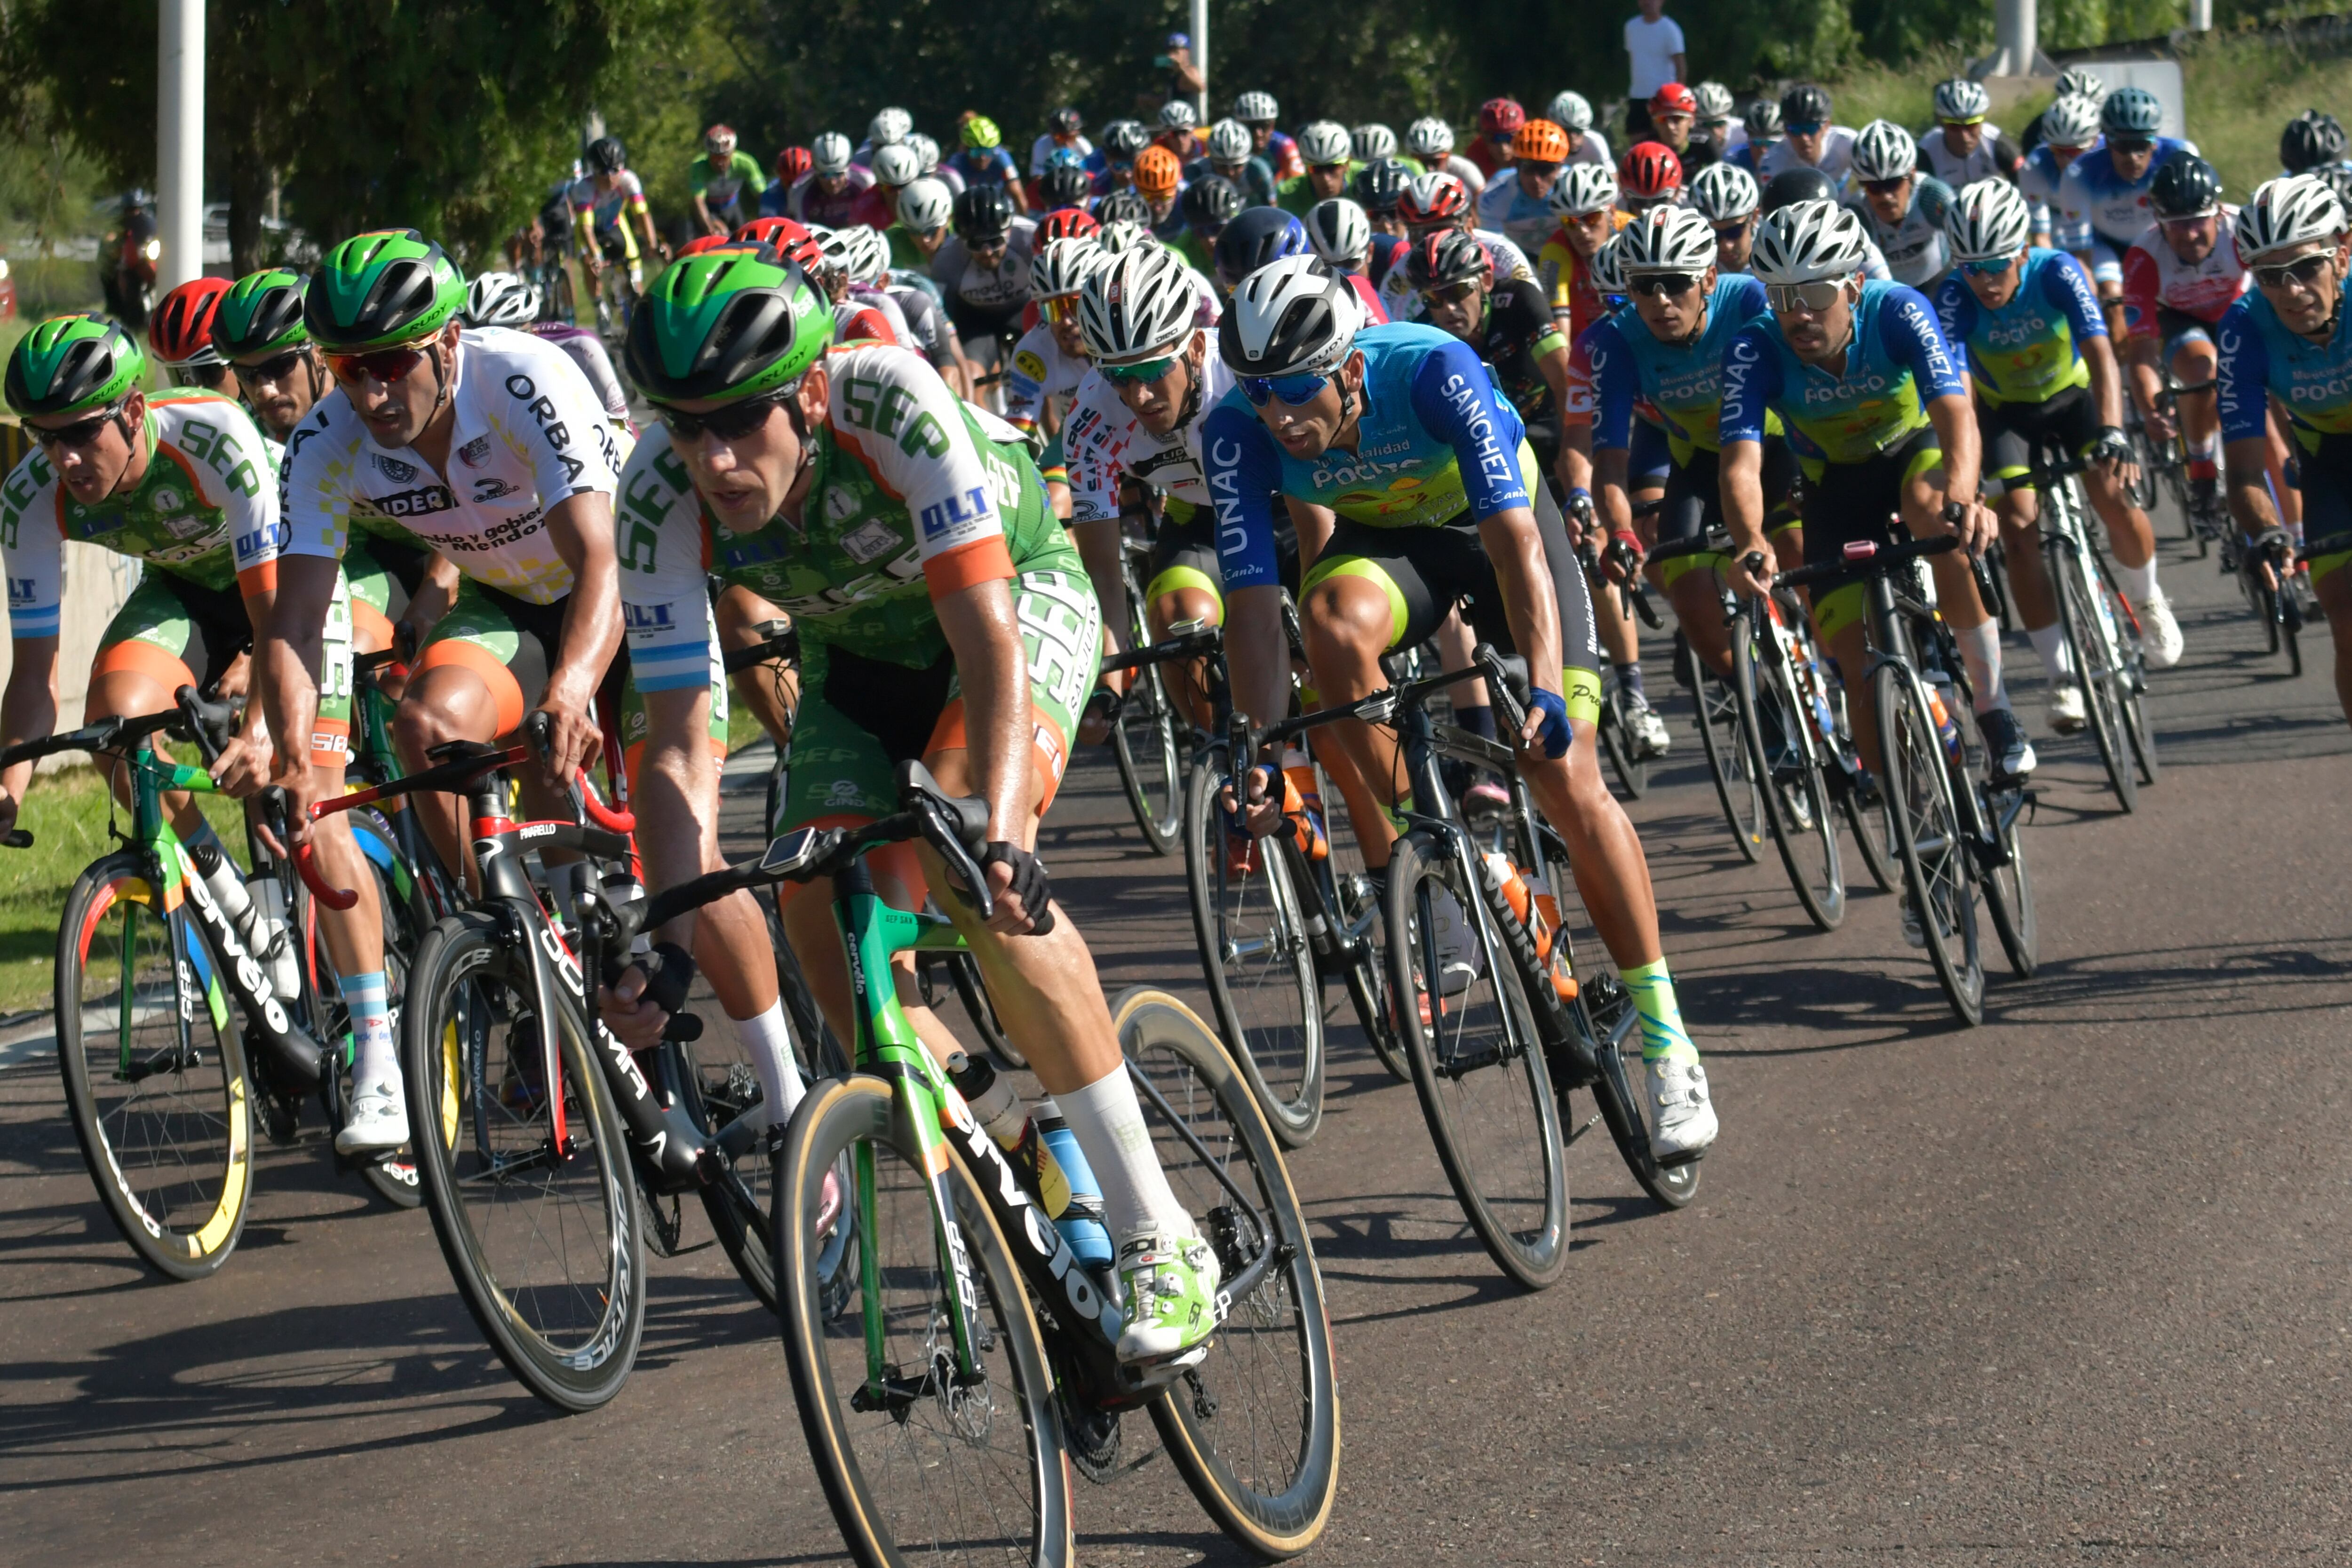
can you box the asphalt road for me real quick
[3,508,2348,1568]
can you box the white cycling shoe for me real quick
[2133,590,2185,670]
[1628,700,1671,758]
[1646,1056,1717,1161]
[2045,681,2087,736]
[336,1080,411,1155]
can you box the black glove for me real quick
[977,840,1056,934]
[619,941,697,1017]
[2086,425,2133,467]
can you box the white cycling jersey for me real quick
[1003,324,1090,428]
[281,327,620,605]
[836,287,913,347]
[1914,125,2012,191]
[2121,210,2249,330]
[1063,350,1237,523]
[1379,230,1534,323]
[1756,128,1857,190]
[2017,143,2077,239]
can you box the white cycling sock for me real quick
[2111,555,2159,605]
[1955,620,2009,714]
[733,1000,805,1124]
[1056,1065,1192,1242]
[2026,621,2076,681]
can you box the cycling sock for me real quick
[2026,622,2077,682]
[1619,958,1695,1064]
[340,971,396,1087]
[1954,620,2009,714]
[1455,704,1497,741]
[1057,1065,1193,1242]
[1615,662,1646,705]
[2187,434,2218,479]
[733,1000,804,1124]
[2111,555,2158,605]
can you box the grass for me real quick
[0,767,251,1017]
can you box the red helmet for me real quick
[1478,97,1527,137]
[1399,172,1474,228]
[1649,82,1698,117]
[774,145,814,184]
[1620,141,1684,200]
[733,215,810,249]
[676,233,739,258]
[1035,207,1101,245]
[150,276,231,366]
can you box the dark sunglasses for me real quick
[232,347,309,385]
[1101,356,1178,385]
[326,345,429,385]
[2255,252,2335,290]
[1628,272,1700,298]
[1712,219,1753,239]
[1310,162,1348,176]
[2109,137,2155,155]
[1419,279,1482,307]
[1240,372,1331,407]
[1861,176,1911,197]
[656,389,793,440]
[1783,120,1823,136]
[30,400,128,449]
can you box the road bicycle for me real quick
[1103,528,1184,854]
[2135,375,2224,555]
[1577,534,1658,800]
[2031,452,2158,812]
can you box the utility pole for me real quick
[158,0,205,291]
[1994,0,2037,78]
[1192,0,1209,122]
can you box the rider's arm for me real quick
[933,577,1033,849]
[1884,286,1981,512]
[0,632,57,821]
[1201,398,1295,732]
[1715,324,1784,563]
[2113,244,2170,420]
[2217,301,2283,535]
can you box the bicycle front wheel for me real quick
[776,1074,1073,1568]
[1691,652,1766,863]
[404,911,645,1411]
[1732,615,1844,931]
[1598,686,1650,798]
[1875,671,1985,1025]
[2055,544,2137,812]
[1185,753,1323,1146]
[1385,832,1569,1289]
[1979,785,2038,979]
[56,853,254,1280]
[1111,648,1184,855]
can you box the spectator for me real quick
[1623,0,1687,143]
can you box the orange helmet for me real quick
[1135,145,1183,198]
[1513,119,1572,165]
[150,276,231,366]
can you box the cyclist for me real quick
[1134,146,1186,239]
[2054,87,2196,333]
[615,247,1225,1368]
[1408,117,1486,193]
[1307,197,1399,318]
[909,131,960,197]
[1469,97,1526,182]
[2019,95,2103,247]
[690,125,769,236]
[1619,141,1685,216]
[1717,202,2034,821]
[1352,158,1416,247]
[2217,176,2352,724]
[1006,236,1107,519]
[2279,110,2348,179]
[1538,163,1632,338]
[1845,120,1957,290]
[464,270,635,435]
[1193,118,1279,207]
[931,186,1039,386]
[1177,176,1242,273]
[1156,101,1206,164]
[1935,180,2181,744]
[1917,80,2021,192]
[0,315,381,1142]
[1730,98,1783,174]
[760,145,814,216]
[1544,91,1614,170]
[573,135,670,306]
[149,278,235,392]
[1477,119,1574,255]
[856,106,914,169]
[1202,256,1717,1157]
[1093,120,1151,198]
[786,133,874,228]
[1029,105,1093,181]
[1644,83,1718,175]
[2121,154,2247,529]
[1691,161,1763,273]
[1277,122,1359,217]
[1691,83,1739,167]
[947,116,1029,212]
[1382,173,1535,323]
[1234,91,1301,180]
[847,143,923,231]
[1767,167,1894,280]
[2019,66,2106,155]
[1756,84,1857,190]
[889,177,956,270]
[1035,154,1097,218]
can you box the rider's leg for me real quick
[2316,552,2352,727]
[2173,336,2222,497]
[1069,513,1127,742]
[1994,482,2079,728]
[1297,571,1412,869]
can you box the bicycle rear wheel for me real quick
[1978,785,2038,979]
[1184,752,1323,1146]
[2096,557,2161,787]
[1691,654,1766,863]
[776,1074,1073,1568]
[1110,577,1184,855]
[1115,990,1341,1559]
[404,910,644,1411]
[2055,544,2137,812]
[1875,669,1985,1025]
[1732,615,1844,931]
[1385,832,1569,1289]
[56,853,254,1280]
[1597,685,1650,798]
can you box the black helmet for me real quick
[1095,188,1152,225]
[1102,119,1151,158]
[1213,206,1310,288]
[587,136,627,174]
[1779,84,1832,127]
[1182,175,1242,228]
[952,184,1015,241]
[1351,157,1414,215]
[1049,106,1083,138]
[2150,154,2223,220]
[1403,229,1492,292]
[1039,164,1093,211]
[2280,110,2348,175]
[1761,165,1838,215]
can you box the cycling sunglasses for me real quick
[1040,294,1084,323]
[2255,252,2335,291]
[1419,279,1481,307]
[1861,176,1911,197]
[1712,219,1753,239]
[326,344,430,385]
[1782,119,1824,136]
[1628,272,1700,298]
[1939,115,1987,128]
[2109,136,2156,155]
[1101,356,1178,385]
[30,399,128,449]
[1239,371,1331,407]
[1765,279,1846,314]
[656,389,794,440]
[1962,254,2018,276]
[232,347,310,385]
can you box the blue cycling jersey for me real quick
[1931,247,2106,406]
[947,146,1020,188]
[1204,323,1533,591]
[2055,138,2193,251]
[1719,280,1965,463]
[2216,273,2352,446]
[1588,274,1772,460]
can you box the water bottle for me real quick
[949,1054,1113,1267]
[1281,748,1327,860]
[1923,674,1964,767]
[190,840,300,997]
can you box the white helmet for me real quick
[811,132,854,177]
[1407,117,1455,159]
[1352,123,1398,163]
[1208,118,1254,164]
[1548,161,1619,218]
[1160,99,1198,131]
[1693,82,1736,124]
[871,144,922,187]
[844,225,891,286]
[1751,200,1871,284]
[1217,253,1361,378]
[906,131,943,174]
[2054,67,2106,104]
[2235,174,2349,261]
[464,270,538,328]
[1095,219,1156,255]
[803,223,842,277]
[1587,233,1628,295]
[1233,91,1279,123]
[1306,197,1372,266]
[1851,119,1919,183]
[1296,120,1352,167]
[1943,179,2032,262]
[1080,244,1201,364]
[869,108,913,147]
[1933,78,1992,123]
[1033,236,1105,300]
[1688,161,1760,223]
[897,178,954,233]
[2040,94,2104,151]
[1619,205,1719,274]
[1545,91,1594,134]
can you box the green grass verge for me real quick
[0,766,251,1018]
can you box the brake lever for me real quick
[917,797,995,923]
[264,785,359,911]
[1477,645,1530,741]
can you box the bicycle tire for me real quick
[1310,758,1406,1083]
[776,1073,1074,1568]
[2283,585,2306,678]
[2055,542,2137,812]
[56,853,254,1281]
[404,910,645,1412]
[1598,687,1650,798]
[1979,786,2038,979]
[2095,557,2161,787]
[1385,831,1569,1289]
[1184,751,1324,1146]
[1110,583,1184,854]
[1114,990,1341,1559]
[1691,656,1766,863]
[1732,612,1845,931]
[1875,668,1985,1025]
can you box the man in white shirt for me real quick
[1624,0,1687,142]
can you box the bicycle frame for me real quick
[1854,560,2011,872]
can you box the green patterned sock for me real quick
[1620,958,1695,1063]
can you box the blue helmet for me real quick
[2100,87,2162,137]
[1213,207,1309,288]
[1047,145,1089,172]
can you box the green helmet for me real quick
[303,229,466,351]
[962,115,1002,151]
[624,247,832,406]
[214,269,310,359]
[4,313,145,419]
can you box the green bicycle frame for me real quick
[116,737,235,1078]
